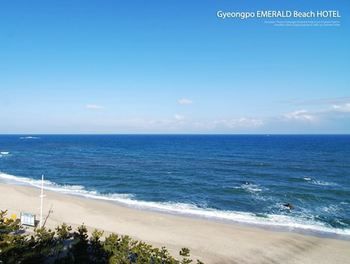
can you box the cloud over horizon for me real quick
[332,103,350,112]
[85,104,104,110]
[283,110,316,122]
[213,118,264,129]
[174,114,185,121]
[177,98,193,105]
[43,100,350,133]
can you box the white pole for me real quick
[39,174,44,228]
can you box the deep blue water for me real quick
[0,135,349,235]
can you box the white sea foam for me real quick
[233,183,269,201]
[19,136,40,139]
[0,152,10,158]
[322,204,340,214]
[0,172,133,200]
[0,172,349,236]
[311,180,338,186]
[241,183,263,193]
[303,177,338,186]
[233,183,264,194]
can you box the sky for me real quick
[0,0,349,134]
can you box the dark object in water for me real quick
[283,203,294,210]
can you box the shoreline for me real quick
[1,183,350,263]
[1,172,349,238]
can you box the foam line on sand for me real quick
[0,183,349,264]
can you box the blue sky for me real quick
[0,0,349,134]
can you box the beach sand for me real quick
[0,183,349,264]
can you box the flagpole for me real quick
[39,174,44,228]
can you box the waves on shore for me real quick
[1,172,349,237]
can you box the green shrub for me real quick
[0,210,204,264]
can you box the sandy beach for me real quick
[0,183,349,264]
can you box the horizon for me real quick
[1,133,350,136]
[1,1,349,134]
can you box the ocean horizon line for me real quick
[1,133,350,136]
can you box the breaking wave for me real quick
[303,177,338,186]
[0,172,349,236]
[0,152,10,158]
[19,136,40,139]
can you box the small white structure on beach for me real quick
[20,212,36,227]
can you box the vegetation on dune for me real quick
[0,210,204,264]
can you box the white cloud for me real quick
[177,98,193,105]
[214,118,264,128]
[332,103,350,112]
[174,114,185,121]
[288,96,350,106]
[284,110,315,122]
[281,103,350,124]
[85,104,104,110]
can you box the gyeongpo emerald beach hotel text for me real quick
[217,10,341,19]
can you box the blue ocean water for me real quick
[0,135,349,235]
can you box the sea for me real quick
[0,135,349,237]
